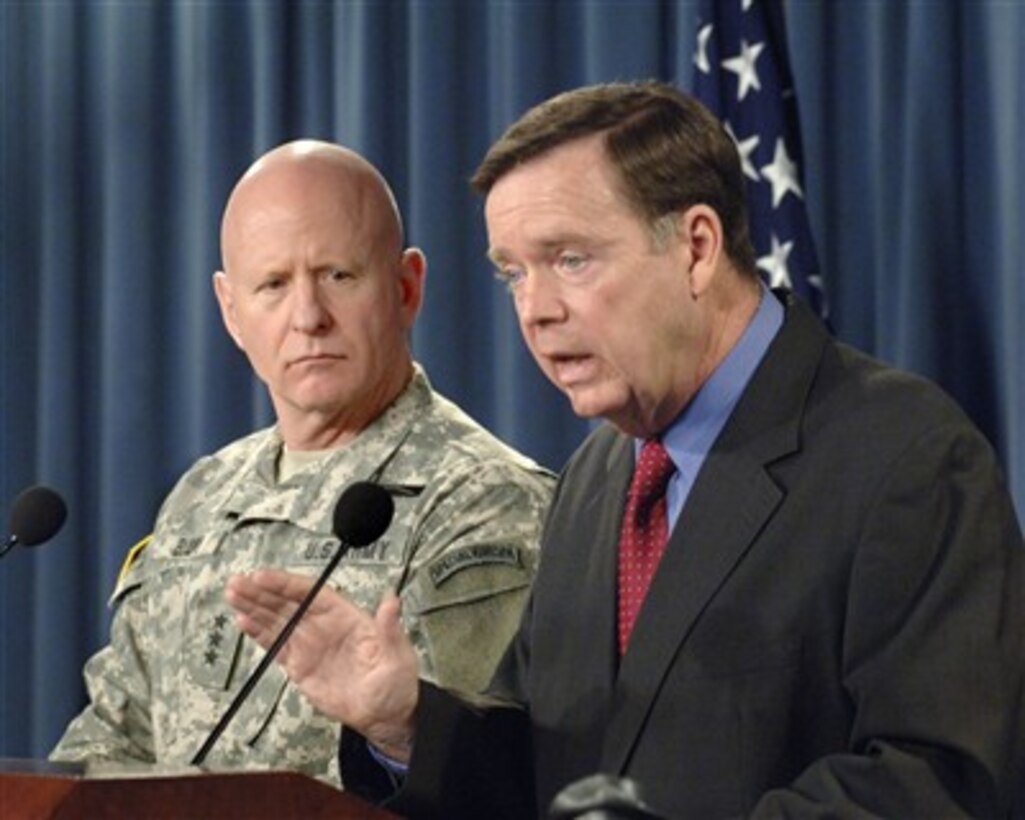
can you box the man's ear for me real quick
[679,204,725,298]
[397,248,427,330]
[212,271,245,349]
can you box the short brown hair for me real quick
[472,80,756,277]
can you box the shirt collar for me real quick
[655,283,784,469]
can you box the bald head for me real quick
[212,139,426,449]
[220,140,404,276]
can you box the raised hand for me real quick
[225,569,420,761]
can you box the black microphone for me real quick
[191,481,394,766]
[1,485,68,559]
[550,774,668,820]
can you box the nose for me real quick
[291,276,331,334]
[514,268,566,328]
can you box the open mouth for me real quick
[550,354,593,384]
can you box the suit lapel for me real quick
[601,445,784,772]
[600,294,828,773]
[570,435,635,698]
[530,426,636,733]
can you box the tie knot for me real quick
[629,439,675,499]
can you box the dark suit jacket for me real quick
[361,293,1025,818]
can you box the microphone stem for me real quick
[0,535,19,559]
[191,540,351,766]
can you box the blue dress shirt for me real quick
[654,285,783,531]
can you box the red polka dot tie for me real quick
[617,438,676,655]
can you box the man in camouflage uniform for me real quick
[50,140,554,785]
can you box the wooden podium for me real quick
[0,759,399,819]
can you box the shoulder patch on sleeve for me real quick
[109,534,152,606]
[428,544,522,588]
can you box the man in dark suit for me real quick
[226,81,1025,818]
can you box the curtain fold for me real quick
[1,0,1022,758]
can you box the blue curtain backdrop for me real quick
[1,0,1022,758]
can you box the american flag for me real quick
[692,0,828,320]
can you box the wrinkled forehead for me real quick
[485,134,630,210]
[484,137,640,247]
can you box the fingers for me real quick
[375,591,406,648]
[226,571,307,645]
[225,569,370,644]
[376,589,402,620]
[229,568,316,603]
[223,573,419,738]
[375,591,419,680]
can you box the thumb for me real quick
[375,590,406,647]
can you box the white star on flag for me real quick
[756,233,794,288]
[695,24,713,74]
[760,137,804,207]
[691,0,829,320]
[721,39,765,102]
[725,121,761,182]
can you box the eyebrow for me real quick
[487,233,608,266]
[486,248,504,265]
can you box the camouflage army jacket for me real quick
[50,367,554,785]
